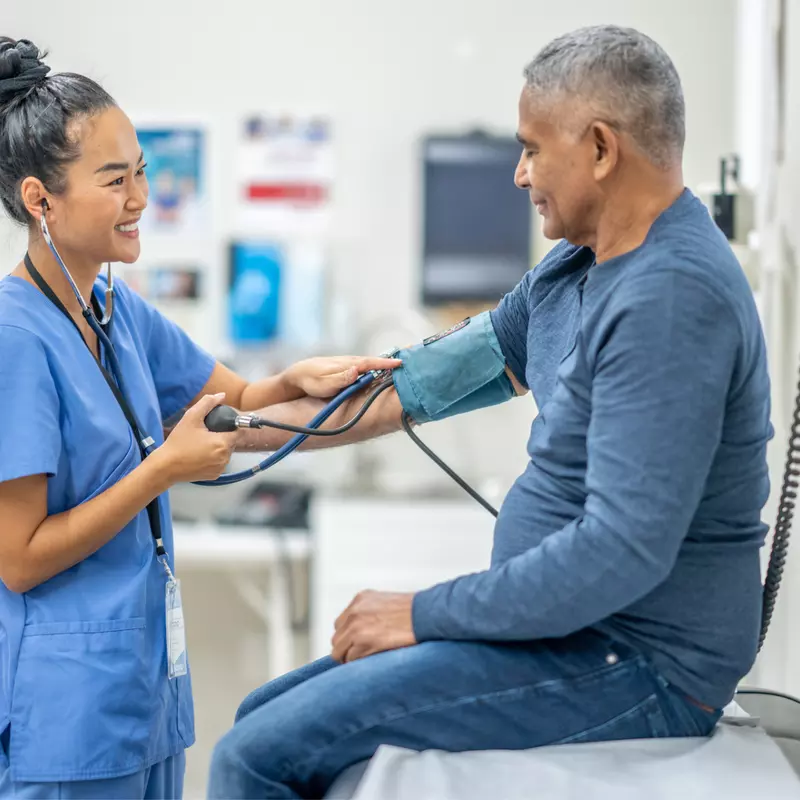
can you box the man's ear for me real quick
[591,121,619,180]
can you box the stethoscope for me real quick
[30,203,499,515]
[31,202,395,487]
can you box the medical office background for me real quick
[2,0,798,795]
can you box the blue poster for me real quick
[136,127,205,235]
[228,242,282,345]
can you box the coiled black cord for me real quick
[759,363,800,651]
[399,390,796,651]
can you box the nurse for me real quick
[0,37,398,799]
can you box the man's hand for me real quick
[331,590,417,663]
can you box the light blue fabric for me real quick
[0,274,215,784]
[392,311,514,424]
[0,750,185,799]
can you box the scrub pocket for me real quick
[10,618,151,782]
[79,432,138,505]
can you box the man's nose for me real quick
[514,154,529,189]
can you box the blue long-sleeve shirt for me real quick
[411,189,772,709]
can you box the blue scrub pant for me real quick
[0,750,185,799]
[207,630,721,799]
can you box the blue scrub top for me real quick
[0,274,215,782]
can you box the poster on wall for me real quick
[136,126,207,236]
[116,264,203,302]
[228,240,326,349]
[236,114,333,235]
[116,263,207,345]
[228,242,283,345]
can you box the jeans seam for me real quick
[281,654,643,783]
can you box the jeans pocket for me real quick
[558,693,671,745]
[656,684,721,738]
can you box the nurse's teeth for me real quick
[115,223,138,232]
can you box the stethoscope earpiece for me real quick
[38,209,114,328]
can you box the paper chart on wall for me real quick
[236,113,333,235]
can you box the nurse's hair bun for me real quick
[0,38,50,106]
[0,38,115,226]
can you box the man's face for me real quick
[514,87,602,243]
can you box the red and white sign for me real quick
[237,114,333,235]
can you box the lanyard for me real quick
[23,253,168,560]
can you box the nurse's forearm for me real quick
[10,458,171,593]
[236,386,405,452]
[239,374,304,411]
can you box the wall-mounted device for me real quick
[420,132,532,305]
[709,154,755,246]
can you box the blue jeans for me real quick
[207,630,720,799]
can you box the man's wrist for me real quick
[411,586,444,643]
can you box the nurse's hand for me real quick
[155,393,239,483]
[282,356,401,399]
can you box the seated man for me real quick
[208,24,772,800]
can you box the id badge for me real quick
[165,578,188,679]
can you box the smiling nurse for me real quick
[0,37,398,799]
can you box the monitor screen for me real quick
[421,135,532,305]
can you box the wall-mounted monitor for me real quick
[421,133,532,305]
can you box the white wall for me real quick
[2,0,736,318]
[1,0,738,498]
[0,3,743,794]
[736,0,800,699]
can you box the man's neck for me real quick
[21,236,101,316]
[591,169,685,263]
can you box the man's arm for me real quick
[233,262,533,453]
[234,383,405,452]
[409,270,742,643]
[234,362,525,454]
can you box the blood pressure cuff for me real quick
[392,311,514,425]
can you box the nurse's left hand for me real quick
[282,356,401,399]
[331,590,417,663]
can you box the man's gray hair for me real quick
[523,25,685,169]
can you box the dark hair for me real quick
[0,37,117,225]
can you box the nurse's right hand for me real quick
[155,393,239,483]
